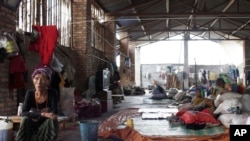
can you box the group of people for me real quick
[150,77,233,103]
[16,64,234,140]
[180,77,233,116]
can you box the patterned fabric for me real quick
[31,66,53,81]
[15,116,58,141]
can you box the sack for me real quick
[59,87,77,120]
[214,92,242,107]
[213,98,242,114]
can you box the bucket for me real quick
[0,118,13,141]
[79,120,100,141]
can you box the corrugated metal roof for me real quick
[96,0,250,46]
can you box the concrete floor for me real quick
[56,93,172,141]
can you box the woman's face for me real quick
[196,90,202,98]
[32,73,49,91]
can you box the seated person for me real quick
[150,80,167,100]
[179,88,215,114]
[191,88,215,113]
[216,78,232,94]
[15,66,58,141]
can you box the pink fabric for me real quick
[29,25,58,66]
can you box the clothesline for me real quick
[86,26,128,58]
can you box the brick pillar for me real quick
[104,16,116,61]
[72,0,91,91]
[119,32,130,86]
[128,41,136,84]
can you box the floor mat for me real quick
[99,108,229,141]
[126,117,225,136]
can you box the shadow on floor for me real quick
[56,94,172,141]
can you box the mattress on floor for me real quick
[98,108,229,141]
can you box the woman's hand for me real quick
[41,112,57,120]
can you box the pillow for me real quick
[213,98,242,114]
[168,88,178,94]
[214,92,242,107]
[174,91,186,101]
[239,94,250,114]
[168,88,178,98]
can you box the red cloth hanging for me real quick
[29,25,58,66]
[9,55,28,99]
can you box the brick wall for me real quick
[0,6,17,32]
[119,32,136,87]
[0,60,17,116]
[71,0,91,91]
[104,16,115,61]
[71,1,118,92]
[0,6,18,116]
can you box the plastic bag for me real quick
[2,32,19,57]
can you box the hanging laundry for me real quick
[0,32,19,57]
[145,72,151,80]
[29,25,58,66]
[124,57,131,68]
[9,55,28,99]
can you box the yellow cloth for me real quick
[58,73,65,87]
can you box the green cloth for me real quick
[15,116,58,141]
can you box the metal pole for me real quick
[194,58,197,89]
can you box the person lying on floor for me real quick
[15,66,58,141]
[150,80,167,100]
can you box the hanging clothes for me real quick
[0,48,7,62]
[9,55,28,99]
[29,25,58,66]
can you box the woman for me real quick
[191,88,215,114]
[16,66,58,141]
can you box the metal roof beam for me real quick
[123,28,250,32]
[109,12,250,18]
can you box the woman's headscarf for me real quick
[31,66,53,81]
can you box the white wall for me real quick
[137,40,245,86]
